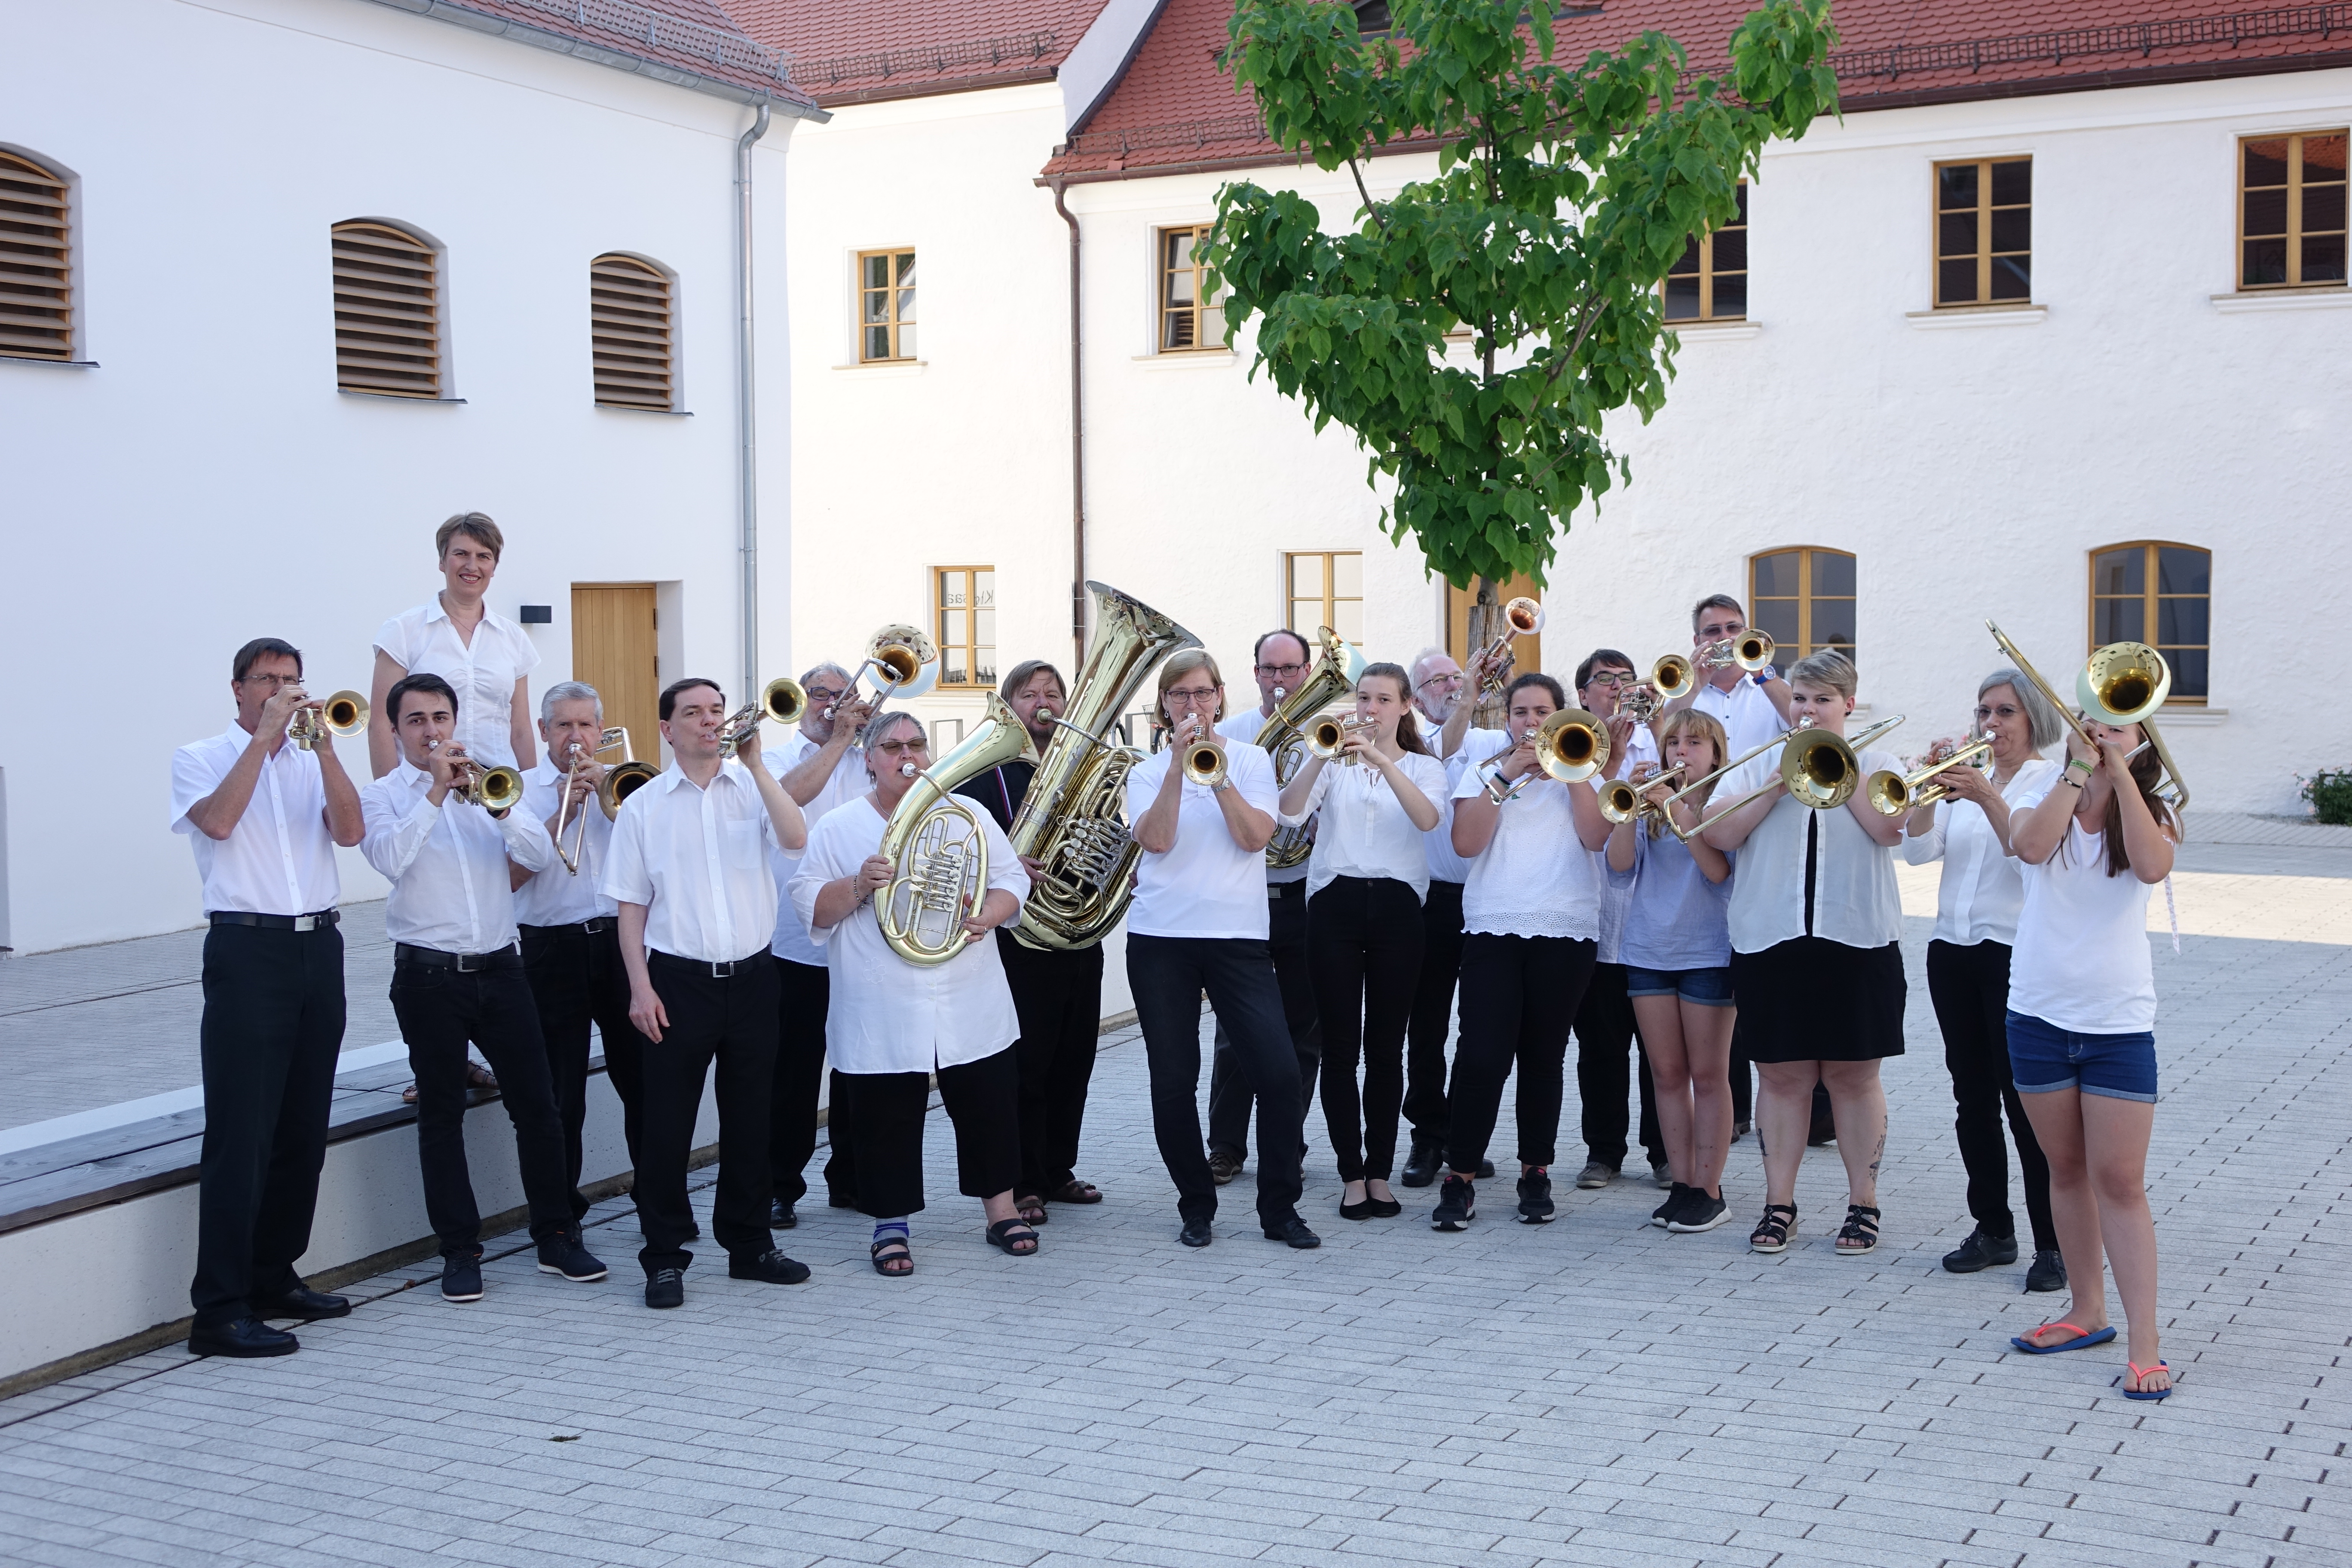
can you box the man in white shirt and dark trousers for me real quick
[173,638,367,1358]
[606,677,811,1309]
[361,673,606,1303]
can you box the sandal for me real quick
[1014,1194,1048,1225]
[1835,1204,1881,1256]
[1046,1179,1102,1205]
[2123,1360,2172,1401]
[2010,1321,2116,1354]
[869,1237,913,1277]
[986,1218,1039,1256]
[1749,1204,1797,1254]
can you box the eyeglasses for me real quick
[1416,671,1463,690]
[236,673,303,689]
[871,739,928,756]
[1164,687,1221,705]
[1256,663,1308,679]
[1587,671,1633,689]
[804,687,846,705]
[1973,704,2022,722]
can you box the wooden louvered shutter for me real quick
[590,254,675,410]
[333,221,441,398]
[0,152,73,361]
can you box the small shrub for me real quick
[2299,768,2352,826]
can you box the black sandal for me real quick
[870,1237,912,1277]
[1836,1204,1881,1256]
[986,1218,1039,1256]
[1015,1194,1049,1225]
[1749,1204,1797,1254]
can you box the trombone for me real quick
[1862,735,1993,817]
[551,727,659,873]
[1986,622,2189,811]
[1599,763,1687,826]
[1474,597,1545,694]
[287,689,369,751]
[1305,713,1376,765]
[716,677,813,758]
[1660,714,1907,841]
[1478,709,1610,802]
[840,623,940,716]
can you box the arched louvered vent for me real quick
[591,254,676,410]
[333,220,441,398]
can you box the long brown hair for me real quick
[1359,663,1430,755]
[2064,723,2184,876]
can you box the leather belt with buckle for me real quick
[395,942,523,973]
[520,918,614,937]
[651,949,759,980]
[210,910,340,932]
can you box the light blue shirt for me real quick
[1615,827,1734,972]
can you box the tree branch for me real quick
[1346,156,1388,234]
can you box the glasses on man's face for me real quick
[1589,671,1632,689]
[1257,663,1307,680]
[805,687,846,707]
[1165,687,1220,706]
[1417,670,1463,691]
[238,673,302,689]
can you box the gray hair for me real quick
[862,710,925,775]
[799,661,854,689]
[1980,668,2064,752]
[539,680,603,724]
[1787,649,1858,699]
[1409,645,1453,684]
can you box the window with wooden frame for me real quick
[1159,224,1227,352]
[2239,131,2347,290]
[858,248,916,362]
[332,220,442,398]
[2090,542,2211,704]
[933,566,995,688]
[1663,181,1748,322]
[1285,551,1363,645]
[0,150,74,361]
[589,254,676,411]
[1934,157,2031,308]
[1750,547,1856,675]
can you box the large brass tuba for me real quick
[1008,582,1202,951]
[1255,627,1368,870]
[875,694,1037,965]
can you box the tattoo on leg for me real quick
[1868,1127,1886,1178]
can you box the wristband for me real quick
[2058,773,2084,789]
[2068,757,2096,778]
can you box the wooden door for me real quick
[1446,574,1543,677]
[571,584,658,763]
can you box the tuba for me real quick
[874,693,1036,965]
[1255,627,1367,870]
[1009,582,1202,951]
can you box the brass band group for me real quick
[175,512,2189,1401]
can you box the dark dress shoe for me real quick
[250,1284,350,1320]
[646,1268,685,1309]
[2025,1249,2068,1293]
[1400,1136,1442,1188]
[1476,1158,1497,1180]
[1262,1216,1322,1249]
[729,1249,812,1284]
[1941,1227,2019,1274]
[1179,1219,1213,1247]
[770,1199,798,1228]
[189,1318,299,1358]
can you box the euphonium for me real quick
[1008,581,1202,951]
[874,693,1036,966]
[288,689,369,750]
[1256,627,1367,869]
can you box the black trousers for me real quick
[1573,962,1663,1171]
[1207,879,1321,1159]
[839,1047,1023,1219]
[636,952,779,1274]
[768,957,832,1206]
[1402,878,1466,1148]
[1129,934,1306,1228]
[520,921,647,1222]
[388,955,575,1259]
[1449,933,1599,1174]
[1308,876,1424,1182]
[1928,939,2057,1251]
[191,921,345,1328]
[998,932,1106,1197]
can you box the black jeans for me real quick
[1402,879,1466,1148]
[769,957,832,1206]
[520,921,647,1222]
[1928,939,2056,1251]
[999,932,1106,1197]
[191,920,345,1328]
[1308,876,1424,1182]
[839,1047,1023,1219]
[1573,962,1663,1171]
[1207,879,1320,1159]
[387,953,575,1259]
[1448,933,1599,1175]
[1128,934,1305,1228]
[636,952,780,1275]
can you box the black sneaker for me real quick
[1668,1191,1732,1232]
[1400,1134,1442,1188]
[1431,1174,1476,1231]
[1516,1167,1555,1224]
[728,1250,812,1284]
[2025,1248,2068,1293]
[645,1268,684,1309]
[1941,1226,2019,1274]
[441,1252,484,1303]
[1651,1182,1693,1228]
[536,1232,609,1282]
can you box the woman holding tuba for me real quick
[788,712,1037,1275]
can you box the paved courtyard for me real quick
[1,823,2347,1568]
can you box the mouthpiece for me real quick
[898,761,919,778]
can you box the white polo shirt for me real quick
[170,723,341,916]
[601,762,783,965]
[1123,743,1283,940]
[374,597,542,769]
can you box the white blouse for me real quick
[1122,743,1283,940]
[787,796,1030,1074]
[374,598,542,769]
[2007,785,2159,1035]
[1449,742,1600,941]
[1899,756,2058,947]
[1718,742,1905,954]
[1280,749,1451,901]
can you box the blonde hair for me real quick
[1155,649,1225,725]
[1651,709,1728,836]
[1788,649,1857,699]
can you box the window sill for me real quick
[2152,705,2226,726]
[0,354,97,369]
[1666,320,1761,341]
[2210,287,2351,314]
[835,360,927,377]
[339,389,466,403]
[596,404,694,416]
[1133,349,1237,370]
[1905,305,2046,329]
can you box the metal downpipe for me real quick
[735,102,772,709]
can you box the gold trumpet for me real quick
[435,743,525,814]
[1599,763,1688,825]
[288,689,369,751]
[1306,713,1377,765]
[1987,622,2188,811]
[1479,708,1610,802]
[1662,714,1906,840]
[1475,597,1546,693]
[1698,630,1776,673]
[1862,735,1993,816]
[716,677,812,758]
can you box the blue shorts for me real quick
[1623,964,1734,1006]
[2005,1010,2158,1103]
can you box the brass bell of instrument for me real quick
[761,676,808,726]
[2077,641,2171,725]
[289,689,369,750]
[460,764,527,813]
[1182,737,1229,789]
[1650,654,1695,702]
[600,760,659,818]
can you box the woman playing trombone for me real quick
[1700,651,1907,1256]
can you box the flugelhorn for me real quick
[1698,630,1776,673]
[1475,597,1546,693]
[288,689,369,750]
[1862,735,1993,816]
[1306,713,1376,764]
[1479,708,1610,802]
[1986,622,2188,811]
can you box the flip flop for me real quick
[2011,1321,2117,1354]
[2123,1360,2171,1401]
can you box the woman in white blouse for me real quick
[2003,715,2178,1401]
[788,711,1037,1275]
[1436,672,1610,1231]
[1701,650,1907,1258]
[370,513,542,778]
[1902,671,2066,1292]
[1277,662,1446,1222]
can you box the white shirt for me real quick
[1718,742,1905,954]
[170,723,342,916]
[1686,674,1786,758]
[1419,717,1485,885]
[1219,710,1308,885]
[359,762,554,953]
[764,729,869,965]
[787,797,1030,1073]
[1592,724,1661,963]
[373,598,542,769]
[600,762,783,964]
[1280,748,1451,902]
[1450,742,1601,940]
[1123,742,1283,940]
[1899,756,2059,947]
[2008,786,2159,1034]
[511,758,619,927]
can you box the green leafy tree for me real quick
[1201,0,1840,642]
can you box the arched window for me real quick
[1749,547,1856,675]
[333,220,442,398]
[590,254,677,410]
[2090,542,2210,702]
[1,150,73,361]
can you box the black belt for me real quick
[1268,880,1306,899]
[650,949,764,980]
[519,918,615,937]
[210,910,340,931]
[395,941,523,973]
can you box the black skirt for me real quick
[1730,937,1906,1063]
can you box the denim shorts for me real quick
[2005,1010,2158,1103]
[1623,964,1734,1006]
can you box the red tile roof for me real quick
[722,0,1120,106]
[1041,0,2352,180]
[379,0,818,109]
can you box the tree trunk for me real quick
[1469,573,1506,729]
